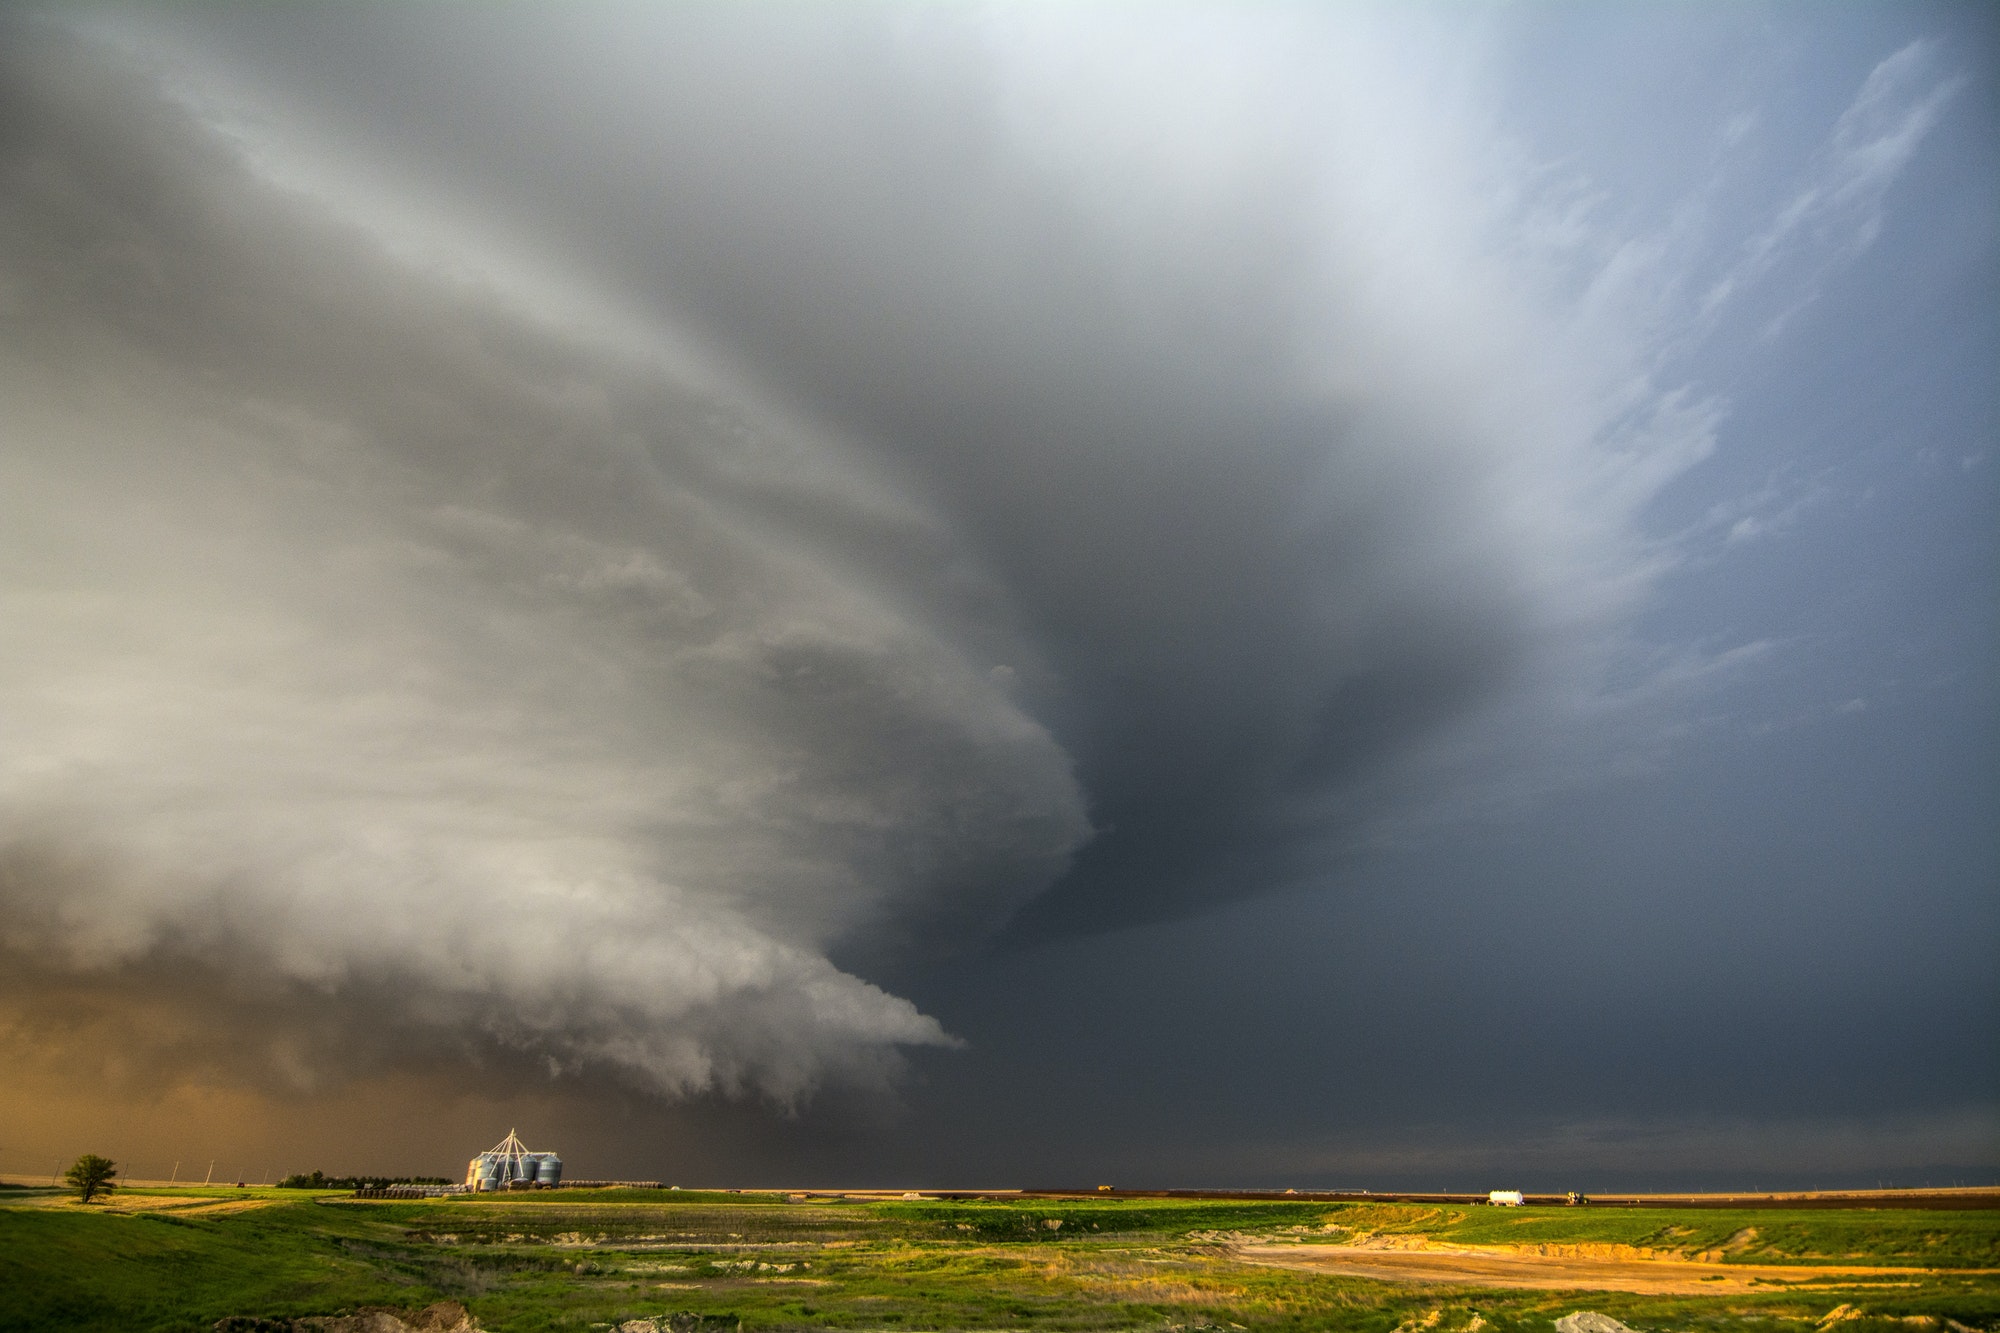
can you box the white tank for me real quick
[535,1154,562,1186]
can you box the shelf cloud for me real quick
[0,20,1087,1102]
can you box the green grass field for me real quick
[3,1187,1994,1333]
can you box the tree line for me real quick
[276,1170,452,1190]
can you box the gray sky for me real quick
[0,2,1992,1190]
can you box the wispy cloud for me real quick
[1703,41,1962,328]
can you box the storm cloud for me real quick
[0,18,1093,1100]
[0,1,1989,1165]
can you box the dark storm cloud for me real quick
[0,19,1087,1101]
[109,4,1728,933]
[0,4,1976,1126]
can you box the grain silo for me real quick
[464,1130,562,1190]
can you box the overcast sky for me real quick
[0,2,1992,1191]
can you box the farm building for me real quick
[465,1129,562,1190]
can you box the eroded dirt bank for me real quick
[1234,1243,1955,1295]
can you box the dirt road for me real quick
[1234,1244,1946,1295]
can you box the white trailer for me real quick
[1488,1190,1525,1206]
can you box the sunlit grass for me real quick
[2,1192,1994,1332]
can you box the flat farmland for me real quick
[2,1186,1995,1332]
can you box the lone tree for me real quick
[64,1154,118,1204]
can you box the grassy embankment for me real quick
[1302,1202,2000,1269]
[2,1186,1994,1332]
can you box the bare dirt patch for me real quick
[1236,1244,1943,1295]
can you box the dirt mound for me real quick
[1555,1316,1637,1333]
